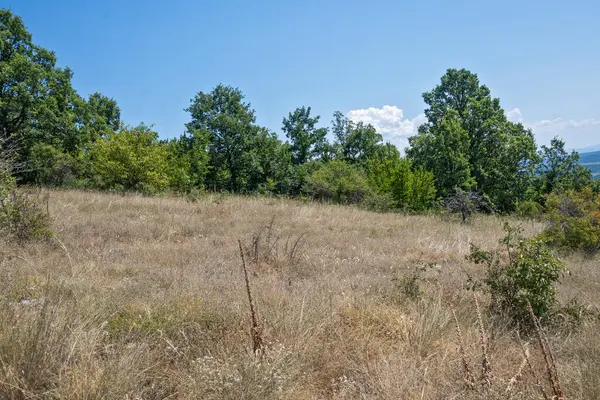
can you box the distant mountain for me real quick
[578,150,600,179]
[576,144,600,153]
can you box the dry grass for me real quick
[0,189,598,399]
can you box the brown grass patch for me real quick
[0,189,597,398]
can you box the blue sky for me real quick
[5,0,600,151]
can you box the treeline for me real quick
[1,9,599,215]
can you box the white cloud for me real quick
[507,108,600,148]
[348,105,600,151]
[532,117,600,131]
[347,105,425,150]
[506,108,524,124]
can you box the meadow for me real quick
[0,190,598,399]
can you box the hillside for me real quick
[579,150,600,178]
[0,190,598,399]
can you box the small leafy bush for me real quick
[467,223,565,326]
[0,189,52,243]
[1,141,52,243]
[539,188,600,254]
[361,191,396,213]
[515,199,543,220]
[304,160,370,204]
[365,155,436,211]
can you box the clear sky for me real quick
[5,0,600,151]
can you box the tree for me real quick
[533,137,592,199]
[247,128,294,194]
[186,84,260,192]
[0,10,78,144]
[0,9,93,187]
[407,68,537,211]
[75,92,121,146]
[282,106,327,165]
[406,110,473,197]
[173,128,210,188]
[331,111,385,166]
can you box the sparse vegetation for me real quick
[0,190,597,398]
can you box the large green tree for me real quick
[406,110,473,197]
[0,10,77,145]
[282,106,328,165]
[332,111,384,166]
[407,68,537,211]
[186,84,261,192]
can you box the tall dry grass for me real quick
[0,189,598,399]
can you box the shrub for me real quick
[1,139,52,243]
[304,160,370,204]
[515,199,543,220]
[0,189,52,243]
[444,188,490,222]
[366,155,436,211]
[539,188,600,254]
[360,192,397,213]
[87,124,190,194]
[467,223,565,326]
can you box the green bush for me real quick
[304,160,370,204]
[515,199,543,220]
[366,155,436,211]
[28,143,78,187]
[87,124,188,194]
[467,223,565,326]
[538,188,600,254]
[361,191,397,212]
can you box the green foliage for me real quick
[75,92,121,145]
[0,10,84,167]
[332,111,387,167]
[407,68,537,212]
[27,143,77,186]
[406,110,473,197]
[0,136,51,242]
[366,150,436,211]
[282,106,328,165]
[531,138,593,202]
[467,223,565,325]
[304,160,370,204]
[247,128,294,195]
[186,84,266,193]
[395,263,435,300]
[87,124,184,194]
[538,188,600,254]
[515,199,543,220]
[360,191,396,213]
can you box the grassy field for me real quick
[0,190,599,399]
